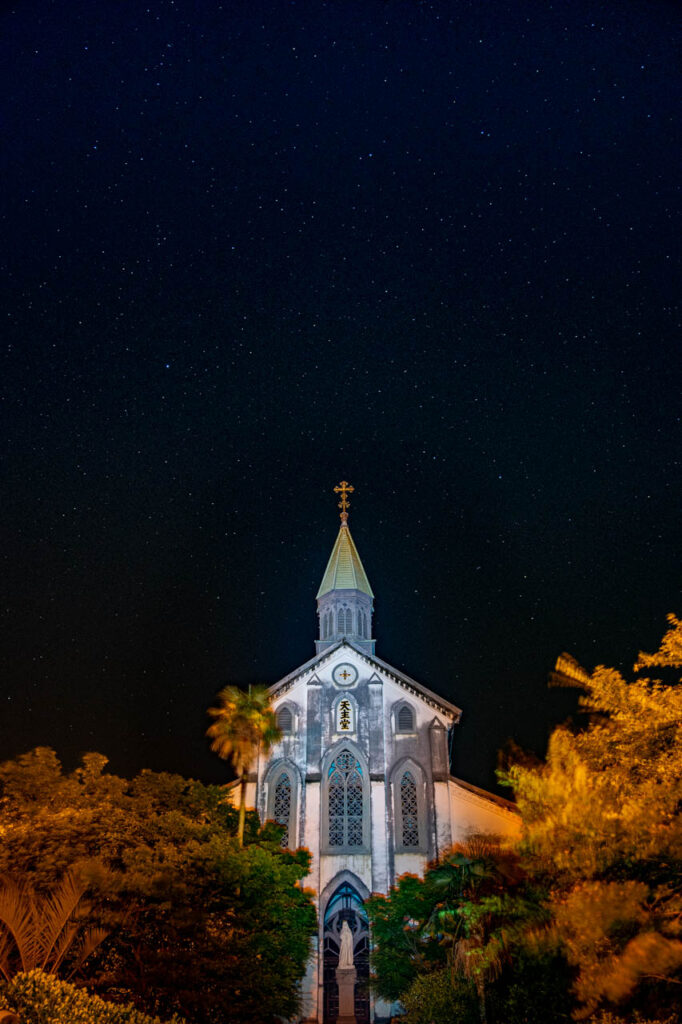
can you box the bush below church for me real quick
[401,969,479,1024]
[0,970,185,1024]
[0,748,317,1023]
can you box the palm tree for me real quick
[0,871,108,982]
[206,684,281,847]
[425,837,527,1024]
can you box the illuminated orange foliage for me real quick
[502,615,682,1019]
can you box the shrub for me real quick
[401,968,479,1024]
[0,970,185,1024]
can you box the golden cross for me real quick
[333,480,354,524]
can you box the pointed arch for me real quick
[321,742,370,853]
[319,870,371,919]
[264,757,302,848]
[390,756,428,853]
[320,873,371,1024]
[277,706,293,733]
[275,699,298,735]
[393,698,416,734]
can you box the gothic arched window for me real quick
[328,749,364,848]
[392,759,427,854]
[400,771,419,847]
[266,760,299,848]
[397,704,415,732]
[273,771,292,847]
[277,706,293,733]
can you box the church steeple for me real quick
[315,482,375,655]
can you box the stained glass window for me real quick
[274,772,292,847]
[400,771,419,847]
[328,749,364,848]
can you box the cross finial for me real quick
[333,480,354,525]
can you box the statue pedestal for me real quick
[335,965,357,1024]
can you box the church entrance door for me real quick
[322,883,370,1024]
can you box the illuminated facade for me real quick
[246,489,520,1023]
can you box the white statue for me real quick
[339,920,354,968]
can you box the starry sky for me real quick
[2,0,680,794]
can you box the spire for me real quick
[316,483,375,654]
[316,523,374,599]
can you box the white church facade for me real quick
[243,485,520,1023]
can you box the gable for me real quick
[269,639,461,722]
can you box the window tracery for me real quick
[273,771,292,847]
[328,749,364,848]
[400,770,419,847]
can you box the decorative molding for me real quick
[268,640,462,722]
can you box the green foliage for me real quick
[487,948,574,1024]
[366,872,445,1001]
[0,969,185,1024]
[400,967,479,1024]
[500,613,682,1019]
[0,749,317,1023]
[367,837,547,1023]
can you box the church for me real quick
[243,483,520,1023]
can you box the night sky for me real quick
[2,0,680,795]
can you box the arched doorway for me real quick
[323,882,370,1024]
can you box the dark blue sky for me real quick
[2,0,680,792]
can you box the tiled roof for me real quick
[316,525,374,599]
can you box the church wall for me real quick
[380,675,453,871]
[433,779,454,854]
[253,644,519,1022]
[369,779,389,893]
[448,779,521,844]
[393,852,428,877]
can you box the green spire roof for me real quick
[317,525,374,599]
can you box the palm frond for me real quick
[549,652,591,689]
[0,924,17,982]
[36,871,88,970]
[0,880,39,972]
[66,925,109,979]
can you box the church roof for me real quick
[316,524,374,599]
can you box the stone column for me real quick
[335,965,357,1024]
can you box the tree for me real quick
[423,838,530,1024]
[206,684,281,847]
[501,614,682,1020]
[0,748,316,1023]
[367,838,546,1024]
[0,872,107,981]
